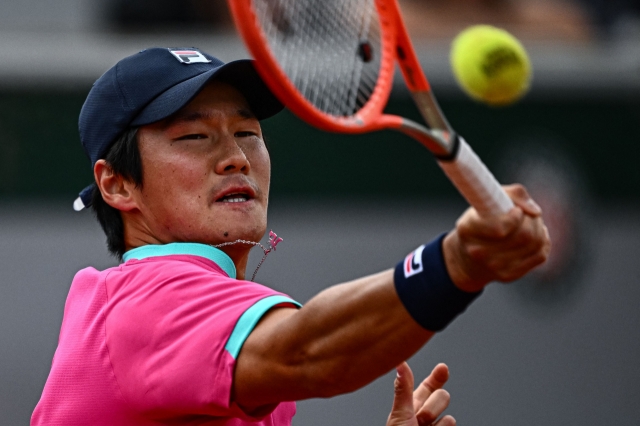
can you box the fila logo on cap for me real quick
[169,49,212,64]
[403,245,425,278]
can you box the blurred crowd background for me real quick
[0,1,639,425]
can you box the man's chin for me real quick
[169,206,267,246]
[202,224,267,247]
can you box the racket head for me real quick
[228,0,399,134]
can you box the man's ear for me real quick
[94,159,139,212]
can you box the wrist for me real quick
[394,234,483,332]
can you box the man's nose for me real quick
[215,135,250,174]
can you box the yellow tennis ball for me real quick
[451,25,532,106]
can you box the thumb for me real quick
[389,362,416,423]
[504,184,542,217]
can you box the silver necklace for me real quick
[212,230,283,281]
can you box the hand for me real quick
[387,362,456,426]
[443,184,551,292]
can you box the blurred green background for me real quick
[1,90,638,200]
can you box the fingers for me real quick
[413,363,451,426]
[415,389,451,425]
[466,219,547,264]
[460,207,535,244]
[413,363,449,412]
[433,414,456,426]
[457,184,543,242]
[443,182,551,290]
[388,363,455,426]
[445,219,549,287]
[503,184,542,217]
[388,362,416,422]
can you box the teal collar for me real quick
[122,243,236,279]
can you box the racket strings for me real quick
[251,0,382,117]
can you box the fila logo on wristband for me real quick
[169,49,211,64]
[403,245,425,278]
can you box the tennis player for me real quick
[32,48,549,426]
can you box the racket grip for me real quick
[438,137,514,216]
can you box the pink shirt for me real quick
[32,243,300,426]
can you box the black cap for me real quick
[73,47,283,211]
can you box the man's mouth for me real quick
[212,180,258,205]
[218,192,251,203]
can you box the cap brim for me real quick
[73,183,95,211]
[131,59,283,126]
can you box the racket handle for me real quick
[438,137,514,216]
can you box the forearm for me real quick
[234,269,433,406]
[282,269,433,392]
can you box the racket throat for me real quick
[397,118,454,158]
[411,91,452,132]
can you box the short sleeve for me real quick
[103,256,300,420]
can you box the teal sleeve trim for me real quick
[225,295,302,359]
[122,242,236,278]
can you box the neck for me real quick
[121,211,263,280]
[216,245,250,280]
[122,221,252,280]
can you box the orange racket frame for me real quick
[228,1,439,142]
[228,0,514,216]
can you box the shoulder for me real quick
[103,254,297,333]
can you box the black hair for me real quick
[91,127,142,260]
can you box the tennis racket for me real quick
[227,0,514,217]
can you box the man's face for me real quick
[132,80,271,248]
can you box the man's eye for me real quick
[235,131,256,138]
[176,134,207,140]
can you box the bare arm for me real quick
[234,269,433,409]
[233,184,550,411]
